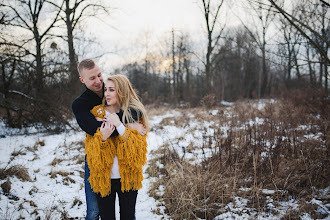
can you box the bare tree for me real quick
[266,0,329,68]
[279,11,303,81]
[200,0,226,95]
[0,0,63,96]
[172,31,193,104]
[268,0,329,91]
[243,0,276,97]
[171,28,177,104]
[1,56,16,126]
[50,0,111,91]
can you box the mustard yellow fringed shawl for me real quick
[84,104,148,197]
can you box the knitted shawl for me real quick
[84,104,147,197]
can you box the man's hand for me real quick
[127,122,147,136]
[100,121,115,141]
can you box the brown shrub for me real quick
[63,176,76,185]
[200,94,217,108]
[11,149,27,157]
[72,197,83,208]
[148,88,330,219]
[0,165,32,182]
[50,158,64,166]
[49,170,73,179]
[1,179,11,194]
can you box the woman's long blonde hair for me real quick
[103,74,149,130]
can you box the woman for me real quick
[84,74,149,219]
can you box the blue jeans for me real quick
[85,158,100,220]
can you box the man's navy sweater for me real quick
[72,88,103,136]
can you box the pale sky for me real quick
[84,0,245,72]
[112,0,203,34]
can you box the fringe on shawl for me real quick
[116,127,148,192]
[84,128,116,197]
[85,104,148,197]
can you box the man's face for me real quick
[79,65,103,93]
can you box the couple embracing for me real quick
[72,59,149,219]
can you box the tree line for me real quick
[121,0,328,106]
[0,0,109,129]
[0,0,329,129]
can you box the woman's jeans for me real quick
[85,159,100,220]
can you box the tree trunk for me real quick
[66,1,78,80]
[293,48,301,79]
[171,29,177,104]
[1,60,16,127]
[206,34,212,94]
[306,46,315,87]
[261,45,268,96]
[35,32,43,96]
[325,59,328,94]
[287,41,292,80]
[319,57,323,87]
[184,58,190,103]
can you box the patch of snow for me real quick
[221,101,234,106]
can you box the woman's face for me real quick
[104,80,119,106]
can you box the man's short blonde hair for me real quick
[77,59,96,76]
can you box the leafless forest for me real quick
[0,0,328,129]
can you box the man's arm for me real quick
[72,100,102,136]
[127,123,147,136]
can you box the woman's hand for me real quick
[100,121,115,141]
[106,113,121,127]
[95,117,103,122]
[127,122,147,136]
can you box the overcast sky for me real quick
[84,0,246,72]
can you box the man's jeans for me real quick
[85,159,100,220]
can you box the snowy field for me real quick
[0,99,329,219]
[0,116,165,219]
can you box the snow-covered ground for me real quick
[0,116,164,219]
[0,100,329,219]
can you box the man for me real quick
[72,59,104,219]
[72,59,145,219]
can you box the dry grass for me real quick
[72,197,83,208]
[1,179,11,194]
[49,170,74,179]
[63,176,76,185]
[50,158,64,166]
[33,139,45,151]
[29,186,38,195]
[0,165,32,182]
[147,89,330,219]
[11,149,27,158]
[146,105,171,118]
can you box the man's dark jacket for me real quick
[72,88,103,135]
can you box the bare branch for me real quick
[0,3,33,32]
[210,0,224,33]
[40,1,64,40]
[267,0,329,63]
[72,3,108,30]
[320,0,330,8]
